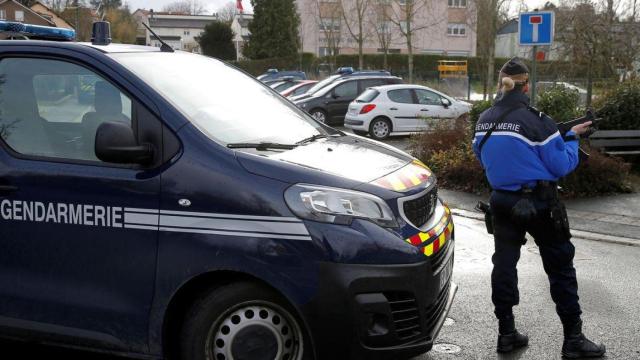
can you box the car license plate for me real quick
[438,257,453,292]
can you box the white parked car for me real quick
[344,84,471,139]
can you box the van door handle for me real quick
[0,184,17,194]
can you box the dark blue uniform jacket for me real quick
[472,91,579,191]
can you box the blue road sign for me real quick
[519,11,554,46]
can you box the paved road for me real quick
[3,216,639,359]
[418,217,640,360]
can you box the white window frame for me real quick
[447,0,467,7]
[14,10,24,22]
[319,18,340,31]
[0,10,6,20]
[447,23,467,37]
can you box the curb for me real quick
[450,208,640,247]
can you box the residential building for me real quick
[231,12,253,60]
[296,0,477,59]
[0,0,54,26]
[133,9,219,53]
[30,1,74,29]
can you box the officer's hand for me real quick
[571,121,593,135]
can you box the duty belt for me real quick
[495,181,559,201]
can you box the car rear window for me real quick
[356,89,380,103]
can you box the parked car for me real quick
[257,69,306,82]
[270,78,305,92]
[537,81,588,105]
[289,70,393,102]
[345,84,471,140]
[294,76,403,125]
[280,80,317,98]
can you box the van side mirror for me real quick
[95,121,154,165]
[442,98,452,108]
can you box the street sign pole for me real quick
[518,10,554,107]
[531,45,537,106]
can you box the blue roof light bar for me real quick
[0,21,75,41]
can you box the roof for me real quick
[0,40,161,54]
[148,14,219,29]
[30,1,74,29]
[0,0,55,26]
[497,18,518,35]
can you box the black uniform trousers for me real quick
[490,190,582,326]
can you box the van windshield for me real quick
[111,52,323,145]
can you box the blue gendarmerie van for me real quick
[0,22,457,360]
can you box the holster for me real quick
[476,201,494,234]
[550,200,572,239]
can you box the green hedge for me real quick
[595,81,640,130]
[232,53,612,81]
[232,52,316,76]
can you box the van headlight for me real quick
[285,184,397,228]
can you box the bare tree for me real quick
[339,0,371,69]
[475,0,510,99]
[556,1,609,107]
[217,2,237,24]
[162,0,207,15]
[387,0,443,82]
[370,0,395,69]
[313,0,343,70]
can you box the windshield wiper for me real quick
[227,142,298,151]
[296,133,328,145]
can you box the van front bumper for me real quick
[300,248,456,360]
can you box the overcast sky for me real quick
[123,0,250,14]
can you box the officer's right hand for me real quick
[571,121,593,135]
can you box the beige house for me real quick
[297,0,477,58]
[0,0,54,26]
[30,1,74,29]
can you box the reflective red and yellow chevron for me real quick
[405,206,453,257]
[372,160,433,192]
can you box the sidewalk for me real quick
[439,189,640,245]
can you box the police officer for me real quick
[472,58,606,358]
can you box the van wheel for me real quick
[369,117,391,140]
[180,282,307,360]
[310,109,328,124]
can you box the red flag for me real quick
[236,0,244,13]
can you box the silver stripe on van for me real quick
[121,208,310,240]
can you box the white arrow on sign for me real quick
[529,15,543,43]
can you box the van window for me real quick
[360,78,386,90]
[0,58,132,161]
[333,81,358,99]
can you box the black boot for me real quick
[497,316,529,353]
[562,320,606,358]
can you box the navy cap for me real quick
[500,57,529,76]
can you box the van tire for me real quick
[179,281,308,360]
[369,117,392,140]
